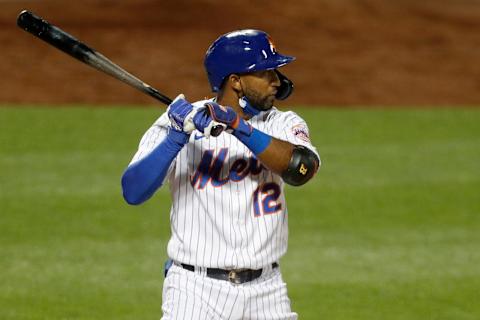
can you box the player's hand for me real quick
[204,102,252,136]
[167,94,195,134]
[203,102,238,128]
[192,107,227,138]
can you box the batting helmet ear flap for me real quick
[275,70,294,100]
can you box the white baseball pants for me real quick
[161,263,298,320]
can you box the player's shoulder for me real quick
[151,112,170,128]
[262,107,306,124]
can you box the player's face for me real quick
[240,70,281,110]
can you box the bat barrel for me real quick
[17,10,46,35]
[16,10,174,105]
[17,10,94,64]
[17,10,224,136]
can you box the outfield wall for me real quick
[1,0,480,106]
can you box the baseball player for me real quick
[121,29,320,319]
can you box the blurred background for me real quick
[1,0,480,106]
[1,1,479,320]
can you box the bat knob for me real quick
[210,124,225,137]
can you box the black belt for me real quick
[180,262,278,284]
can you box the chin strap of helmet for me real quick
[237,78,261,117]
[239,96,261,117]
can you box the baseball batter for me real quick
[121,29,320,319]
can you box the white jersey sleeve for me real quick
[128,112,176,181]
[267,110,321,165]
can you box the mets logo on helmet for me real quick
[267,35,276,54]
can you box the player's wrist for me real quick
[167,127,190,145]
[232,121,272,155]
[231,117,253,136]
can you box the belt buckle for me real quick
[228,270,242,284]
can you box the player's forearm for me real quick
[256,138,294,174]
[121,130,188,205]
[232,127,317,186]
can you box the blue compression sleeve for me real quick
[121,130,188,205]
[232,118,272,155]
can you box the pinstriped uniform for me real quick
[129,99,320,319]
[162,264,296,319]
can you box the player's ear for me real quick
[228,74,243,93]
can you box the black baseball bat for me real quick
[16,10,224,136]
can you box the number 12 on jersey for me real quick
[252,182,282,217]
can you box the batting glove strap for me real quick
[232,117,253,136]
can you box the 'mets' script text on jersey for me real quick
[129,100,320,270]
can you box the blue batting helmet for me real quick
[204,29,295,98]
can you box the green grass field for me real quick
[1,106,479,320]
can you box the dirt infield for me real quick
[1,0,480,106]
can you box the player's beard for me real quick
[243,87,275,111]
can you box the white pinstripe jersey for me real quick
[129,99,320,270]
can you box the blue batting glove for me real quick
[192,107,212,132]
[204,102,252,136]
[191,107,227,138]
[167,94,194,134]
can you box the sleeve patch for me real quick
[291,124,311,143]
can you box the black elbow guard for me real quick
[281,145,319,186]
